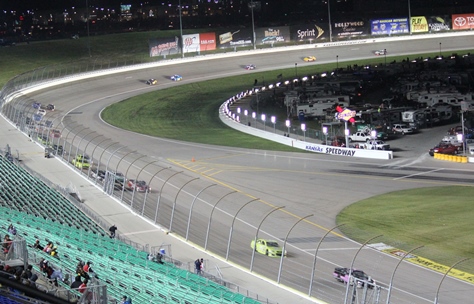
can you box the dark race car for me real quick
[333,267,375,288]
[146,78,158,85]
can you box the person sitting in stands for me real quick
[7,224,16,236]
[43,242,53,253]
[3,235,12,253]
[50,246,59,258]
[32,239,43,251]
[70,275,83,290]
[78,279,88,294]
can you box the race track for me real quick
[13,34,474,303]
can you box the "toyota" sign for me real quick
[452,14,474,30]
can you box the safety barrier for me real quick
[433,153,468,163]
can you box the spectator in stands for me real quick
[28,274,38,289]
[50,267,64,282]
[7,224,16,236]
[32,239,43,250]
[121,295,132,304]
[83,261,91,272]
[43,242,53,253]
[194,258,202,275]
[156,252,164,264]
[109,225,117,238]
[24,265,33,279]
[3,234,12,253]
[200,258,204,272]
[78,279,88,294]
[50,246,59,258]
[70,275,83,289]
[45,265,54,279]
[39,259,48,274]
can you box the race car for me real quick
[303,56,316,62]
[171,75,183,81]
[245,64,256,70]
[374,49,387,56]
[127,179,151,192]
[250,239,286,257]
[333,267,375,288]
[146,78,158,85]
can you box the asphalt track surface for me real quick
[16,34,474,303]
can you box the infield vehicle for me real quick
[250,239,286,257]
[429,143,460,156]
[146,78,158,85]
[392,124,414,135]
[303,56,316,62]
[348,132,372,142]
[171,75,183,81]
[333,267,375,288]
[363,140,390,150]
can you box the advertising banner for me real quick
[332,20,368,37]
[371,18,409,35]
[218,28,253,48]
[292,24,328,42]
[427,16,450,31]
[182,34,200,54]
[149,37,179,57]
[255,26,290,45]
[410,16,429,33]
[199,32,216,51]
[452,13,474,30]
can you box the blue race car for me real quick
[171,75,183,81]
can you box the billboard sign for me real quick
[255,26,290,45]
[199,32,216,51]
[452,14,474,30]
[292,24,327,42]
[182,34,200,53]
[333,21,368,37]
[371,18,409,35]
[410,16,429,33]
[218,28,253,48]
[149,37,179,57]
[427,16,450,31]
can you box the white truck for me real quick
[349,132,372,142]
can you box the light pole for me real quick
[408,0,412,35]
[336,55,339,70]
[249,0,256,50]
[244,109,248,125]
[85,0,91,57]
[179,0,184,58]
[261,114,266,131]
[285,119,291,136]
[384,49,387,65]
[323,126,328,144]
[301,123,306,142]
[327,0,333,42]
[295,63,298,78]
[271,116,276,133]
[252,111,256,126]
[439,42,442,57]
[344,126,349,147]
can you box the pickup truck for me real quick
[349,132,372,142]
[363,140,390,150]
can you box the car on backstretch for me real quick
[303,56,316,62]
[250,239,286,257]
[146,78,158,85]
[374,49,387,56]
[171,75,183,81]
[245,64,256,70]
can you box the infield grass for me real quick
[337,186,474,273]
